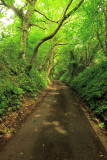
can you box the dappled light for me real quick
[49,92,60,95]
[34,114,41,118]
[0,0,107,159]
[55,126,68,135]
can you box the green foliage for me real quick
[62,60,107,124]
[0,81,24,115]
[60,72,71,84]
[0,0,107,127]
[17,66,48,96]
[0,59,49,116]
[98,123,105,128]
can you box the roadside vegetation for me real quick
[0,58,49,117]
[0,0,107,127]
[61,60,107,126]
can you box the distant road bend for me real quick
[0,81,107,160]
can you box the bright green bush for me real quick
[60,72,71,84]
[17,69,48,97]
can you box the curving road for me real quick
[0,81,107,160]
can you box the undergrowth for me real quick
[0,59,49,117]
[61,60,107,126]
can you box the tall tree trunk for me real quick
[47,46,55,76]
[19,0,37,59]
[49,58,60,77]
[69,50,75,78]
[1,0,37,59]
[85,44,90,67]
[104,2,107,56]
[19,19,29,59]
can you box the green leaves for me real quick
[66,60,107,124]
[0,58,49,117]
[7,0,15,6]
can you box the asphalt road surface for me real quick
[0,81,107,160]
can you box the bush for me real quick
[0,60,49,117]
[61,60,107,125]
[60,72,71,84]
[0,81,24,115]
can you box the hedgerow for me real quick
[0,60,49,117]
[61,60,107,125]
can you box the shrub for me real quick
[61,60,107,125]
[0,60,49,117]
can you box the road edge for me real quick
[81,105,107,152]
[72,89,107,152]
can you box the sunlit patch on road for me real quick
[43,120,67,135]
[52,121,60,126]
[55,126,68,135]
[34,114,41,118]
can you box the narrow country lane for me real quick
[0,81,107,160]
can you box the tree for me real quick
[0,0,37,58]
[30,0,85,65]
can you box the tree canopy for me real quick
[0,0,107,125]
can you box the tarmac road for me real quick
[0,81,107,160]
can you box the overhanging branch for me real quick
[65,0,84,19]
[34,9,58,23]
[30,23,46,30]
[30,0,85,65]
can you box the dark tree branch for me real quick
[34,9,58,23]
[30,23,46,30]
[64,0,74,15]
[65,0,84,19]
[36,20,47,24]
[54,43,69,46]
[30,0,85,65]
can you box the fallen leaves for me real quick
[0,97,37,144]
[4,133,12,139]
